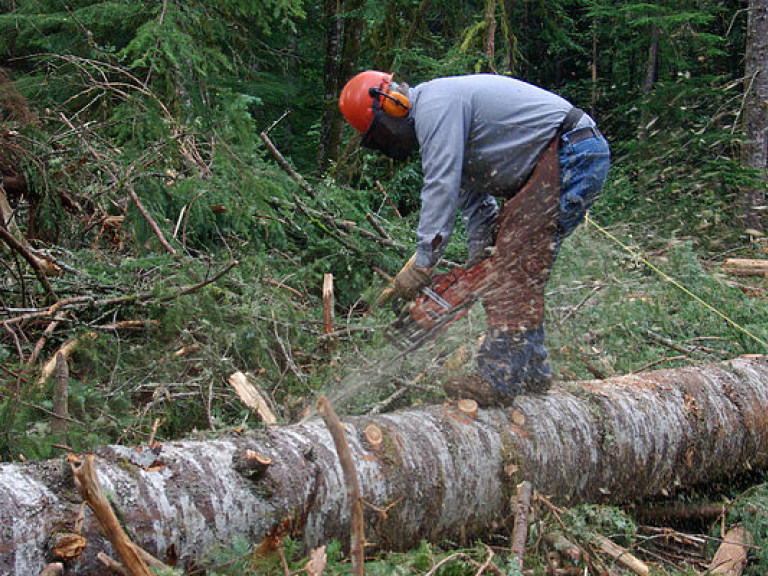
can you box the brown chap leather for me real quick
[483,137,560,332]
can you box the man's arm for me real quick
[413,95,472,268]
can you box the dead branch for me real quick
[270,195,401,250]
[365,213,392,240]
[367,386,409,415]
[71,454,166,576]
[3,261,238,328]
[265,277,306,303]
[124,181,177,255]
[160,260,238,301]
[260,113,317,199]
[511,481,533,566]
[375,181,402,217]
[542,533,582,566]
[52,352,69,438]
[322,273,335,340]
[97,553,130,576]
[93,319,159,331]
[0,225,58,301]
[593,534,649,576]
[26,317,65,366]
[317,396,365,576]
[37,332,97,387]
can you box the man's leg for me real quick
[477,138,561,398]
[554,132,611,257]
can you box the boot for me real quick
[476,327,553,396]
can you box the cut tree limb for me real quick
[317,396,365,576]
[227,371,279,426]
[0,225,59,301]
[722,258,768,277]
[511,481,533,566]
[709,526,752,576]
[4,357,768,574]
[51,353,69,439]
[323,273,335,339]
[36,332,98,387]
[70,454,157,576]
[593,534,649,576]
[260,113,317,199]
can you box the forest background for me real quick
[2,0,768,574]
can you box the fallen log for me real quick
[722,258,768,277]
[3,356,768,575]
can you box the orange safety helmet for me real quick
[339,70,409,133]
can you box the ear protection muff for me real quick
[368,87,410,118]
[382,91,409,117]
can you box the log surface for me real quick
[3,357,768,575]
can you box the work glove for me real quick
[393,264,432,300]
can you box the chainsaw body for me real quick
[390,257,495,351]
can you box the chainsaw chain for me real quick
[386,294,479,355]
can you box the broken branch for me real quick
[511,481,533,566]
[70,454,163,576]
[317,396,365,576]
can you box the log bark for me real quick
[3,357,768,575]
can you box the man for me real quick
[339,71,610,404]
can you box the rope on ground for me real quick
[584,214,768,351]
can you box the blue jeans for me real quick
[555,131,611,257]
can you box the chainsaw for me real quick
[382,257,495,353]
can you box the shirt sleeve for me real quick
[414,95,472,268]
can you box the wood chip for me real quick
[227,371,278,426]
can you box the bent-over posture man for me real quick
[339,71,610,405]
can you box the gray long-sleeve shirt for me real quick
[409,74,592,268]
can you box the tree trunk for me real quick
[742,0,768,232]
[317,0,364,174]
[642,24,660,94]
[317,0,343,173]
[3,357,768,574]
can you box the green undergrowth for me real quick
[545,220,768,381]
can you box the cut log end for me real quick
[364,424,384,449]
[511,410,526,426]
[457,399,478,419]
[53,533,87,562]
